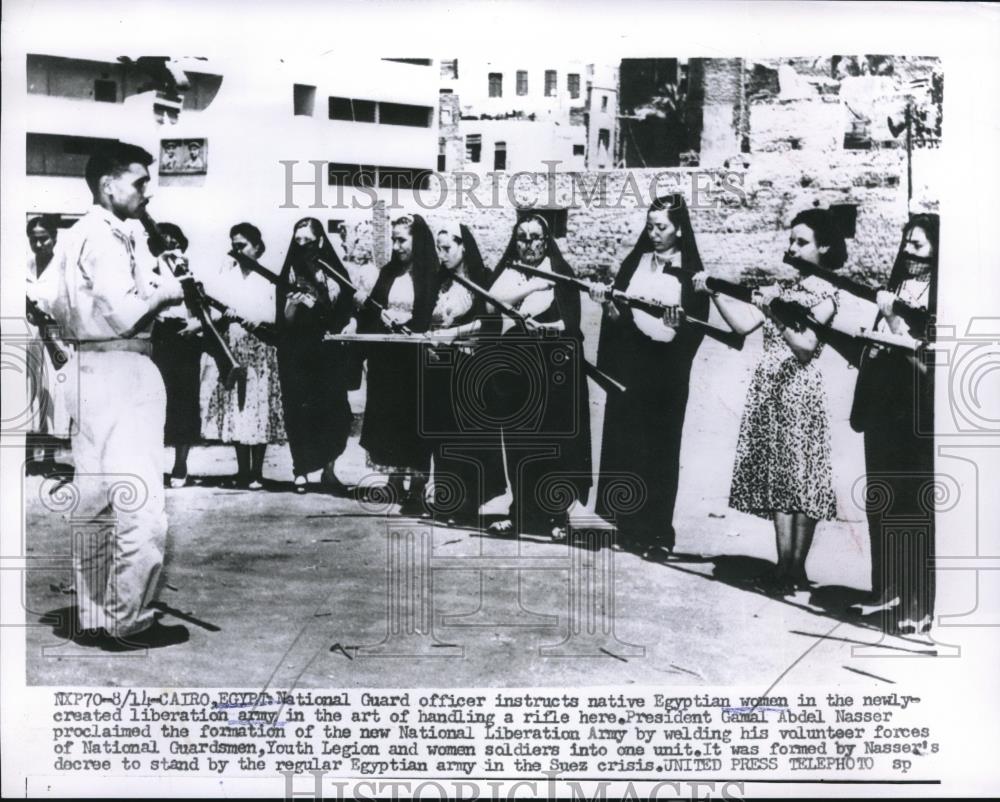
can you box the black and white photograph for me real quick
[3,1,999,799]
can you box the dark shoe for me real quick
[111,621,190,650]
[398,494,426,517]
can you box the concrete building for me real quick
[24,53,440,271]
[438,57,618,173]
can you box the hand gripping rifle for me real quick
[444,267,627,394]
[768,297,923,366]
[231,249,416,337]
[782,252,930,336]
[509,262,745,351]
[139,211,247,404]
[25,296,71,370]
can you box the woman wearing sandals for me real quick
[692,208,844,598]
[484,214,592,542]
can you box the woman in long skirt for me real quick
[275,218,357,493]
[592,195,710,560]
[483,214,592,541]
[358,214,441,515]
[850,214,938,634]
[200,223,286,489]
[422,221,505,526]
[692,208,844,597]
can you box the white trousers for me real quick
[68,351,167,636]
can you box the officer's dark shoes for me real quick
[117,621,190,649]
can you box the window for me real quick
[494,141,507,171]
[516,70,528,96]
[440,59,459,80]
[598,129,610,150]
[293,84,316,116]
[573,144,585,156]
[488,72,503,98]
[601,95,609,112]
[568,73,580,99]
[328,163,377,187]
[27,133,117,176]
[438,140,447,172]
[382,58,432,66]
[545,70,557,97]
[379,102,433,128]
[94,79,117,102]
[466,134,482,163]
[328,96,376,123]
[327,163,430,190]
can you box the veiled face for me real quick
[646,209,679,253]
[294,224,319,255]
[515,219,546,266]
[904,226,933,261]
[436,233,464,271]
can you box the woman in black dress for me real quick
[850,214,938,634]
[484,214,592,541]
[422,222,505,526]
[150,222,202,488]
[358,214,441,515]
[275,218,356,493]
[592,195,710,559]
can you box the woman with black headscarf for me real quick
[276,217,357,493]
[850,214,938,634]
[483,214,592,541]
[591,195,710,560]
[359,213,441,515]
[422,222,505,526]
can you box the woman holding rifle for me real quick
[691,208,843,597]
[850,214,938,634]
[421,222,506,526]
[149,222,203,488]
[359,214,441,515]
[590,194,710,560]
[200,223,286,490]
[483,214,592,542]
[276,217,356,494]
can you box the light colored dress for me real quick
[26,255,73,437]
[199,258,286,445]
[729,280,838,521]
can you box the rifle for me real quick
[202,295,279,346]
[234,249,414,337]
[139,211,246,401]
[769,298,922,366]
[444,267,627,395]
[509,262,745,351]
[25,296,71,370]
[782,252,929,335]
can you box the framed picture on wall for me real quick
[159,137,207,175]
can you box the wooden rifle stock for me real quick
[446,267,627,394]
[509,262,745,351]
[782,253,928,334]
[140,211,246,401]
[313,257,415,337]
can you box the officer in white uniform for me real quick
[29,142,189,650]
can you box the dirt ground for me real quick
[23,298,944,689]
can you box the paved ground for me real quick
[23,299,943,689]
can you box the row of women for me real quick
[33,197,936,638]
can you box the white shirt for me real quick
[383,271,416,327]
[204,257,278,326]
[489,257,556,320]
[625,252,682,343]
[876,277,930,335]
[28,205,158,341]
